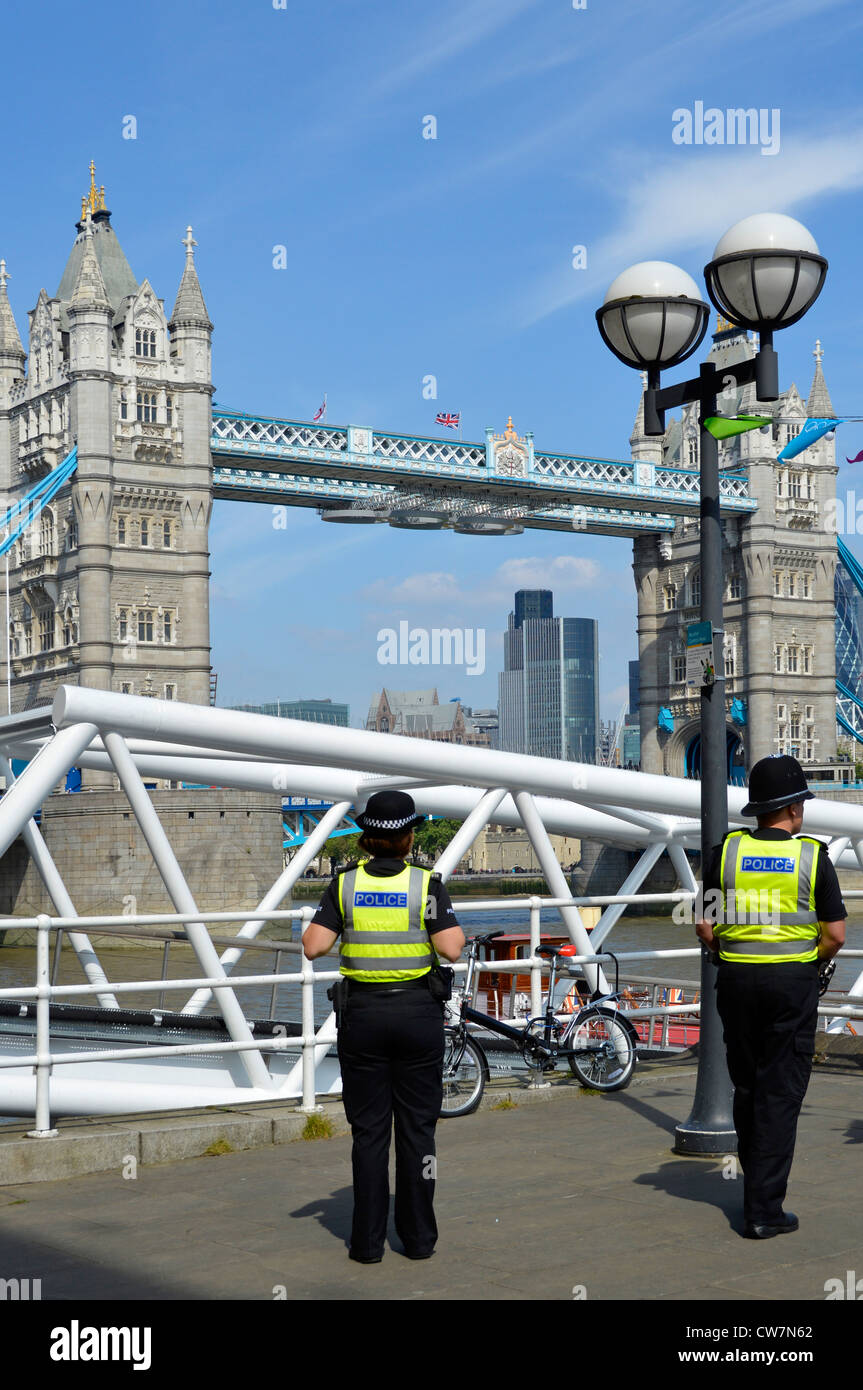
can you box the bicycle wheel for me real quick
[566,1007,636,1091]
[440,1033,488,1117]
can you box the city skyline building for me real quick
[228,698,349,726]
[366,687,490,746]
[498,590,600,763]
[623,658,641,768]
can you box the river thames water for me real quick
[1,904,861,1025]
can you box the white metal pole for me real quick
[590,841,667,949]
[431,787,508,881]
[513,789,607,993]
[299,907,320,1112]
[0,756,118,1009]
[0,722,99,859]
[103,730,273,1090]
[182,798,352,1014]
[63,750,656,846]
[26,915,58,1138]
[529,895,542,1020]
[48,684,726,818]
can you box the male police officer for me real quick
[696,755,845,1239]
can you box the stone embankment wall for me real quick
[0,789,284,943]
[572,839,685,912]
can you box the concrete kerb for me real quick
[0,1066,698,1185]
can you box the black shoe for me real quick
[743,1211,798,1240]
[349,1250,383,1264]
[403,1248,435,1260]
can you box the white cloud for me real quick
[524,127,863,325]
[370,0,539,97]
[360,571,463,605]
[359,555,601,618]
[492,554,601,593]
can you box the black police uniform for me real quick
[704,829,845,1227]
[312,857,460,1261]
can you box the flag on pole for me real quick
[435,412,460,430]
[313,395,327,422]
[703,415,771,440]
[846,449,863,464]
[776,417,842,462]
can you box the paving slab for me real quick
[0,1065,861,1311]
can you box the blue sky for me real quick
[3,0,863,724]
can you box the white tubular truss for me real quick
[0,683,860,1121]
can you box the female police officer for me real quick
[302,790,464,1263]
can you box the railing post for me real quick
[529,896,542,1020]
[50,927,63,987]
[299,907,322,1113]
[157,939,171,1011]
[270,950,282,1020]
[527,895,552,1090]
[27,914,58,1139]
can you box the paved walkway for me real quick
[2,1062,861,1303]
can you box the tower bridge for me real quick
[0,167,861,779]
[210,409,756,535]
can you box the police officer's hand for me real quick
[695,918,718,952]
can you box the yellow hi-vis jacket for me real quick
[716,831,821,964]
[338,862,435,982]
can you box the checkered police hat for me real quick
[354,789,427,832]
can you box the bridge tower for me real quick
[0,166,214,753]
[633,322,839,782]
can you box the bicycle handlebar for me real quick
[469,931,505,948]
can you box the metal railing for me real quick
[2,891,862,1137]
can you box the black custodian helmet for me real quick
[741,754,815,817]
[354,789,426,832]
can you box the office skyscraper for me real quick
[498,591,599,763]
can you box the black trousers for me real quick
[337,986,444,1259]
[715,961,819,1225]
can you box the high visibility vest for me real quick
[716,831,821,964]
[338,862,434,982]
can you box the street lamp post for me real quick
[597,214,827,1154]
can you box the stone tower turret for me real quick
[67,214,114,703]
[0,260,26,500]
[168,228,213,707]
[0,166,215,765]
[633,322,839,781]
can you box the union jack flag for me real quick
[435,412,460,429]
[313,395,327,422]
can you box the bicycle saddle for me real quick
[536,943,578,959]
